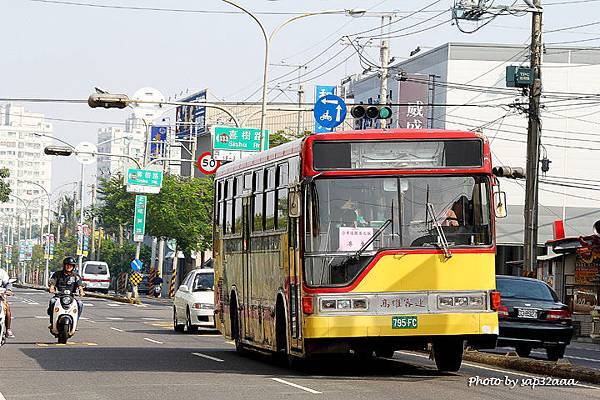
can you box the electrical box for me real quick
[506,66,533,88]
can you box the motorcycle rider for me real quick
[0,267,14,338]
[48,257,85,327]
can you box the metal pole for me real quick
[78,163,84,273]
[523,1,543,273]
[90,183,96,261]
[379,15,390,129]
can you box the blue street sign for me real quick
[314,85,336,133]
[149,126,168,161]
[131,259,142,272]
[313,94,347,129]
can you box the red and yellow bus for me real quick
[213,129,503,371]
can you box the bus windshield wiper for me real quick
[426,203,452,259]
[351,219,392,260]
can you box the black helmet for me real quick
[63,256,77,267]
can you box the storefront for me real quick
[542,235,600,337]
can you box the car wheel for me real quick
[173,307,185,333]
[546,345,565,361]
[186,308,198,333]
[515,344,532,358]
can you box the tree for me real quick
[0,168,11,202]
[145,175,213,275]
[96,175,135,243]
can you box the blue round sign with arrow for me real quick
[130,259,142,272]
[313,94,347,129]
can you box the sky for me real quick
[1,0,598,202]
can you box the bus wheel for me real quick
[433,338,464,372]
[274,299,290,366]
[230,296,244,354]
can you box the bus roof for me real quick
[216,129,489,178]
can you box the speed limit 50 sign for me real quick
[197,151,221,175]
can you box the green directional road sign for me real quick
[213,126,269,152]
[133,195,147,242]
[126,168,163,194]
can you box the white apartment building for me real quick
[344,42,600,269]
[97,114,181,182]
[0,103,53,231]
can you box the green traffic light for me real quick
[379,106,392,119]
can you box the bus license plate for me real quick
[392,316,418,329]
[517,308,537,319]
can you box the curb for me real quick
[464,350,600,385]
[15,283,137,304]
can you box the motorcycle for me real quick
[49,289,79,344]
[0,279,16,347]
[152,284,162,298]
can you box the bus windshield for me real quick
[304,176,492,286]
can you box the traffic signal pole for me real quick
[523,0,543,273]
[378,15,391,129]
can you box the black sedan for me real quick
[496,275,573,361]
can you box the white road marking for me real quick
[79,317,89,320]
[34,316,47,319]
[83,303,94,307]
[110,327,124,332]
[28,302,39,305]
[142,317,161,321]
[192,352,224,362]
[107,303,121,307]
[143,338,163,344]
[0,390,7,400]
[393,351,599,390]
[271,378,321,394]
[106,317,123,320]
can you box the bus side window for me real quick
[276,163,289,230]
[233,176,243,234]
[215,180,222,226]
[288,157,300,184]
[253,170,264,231]
[265,166,276,230]
[225,178,233,235]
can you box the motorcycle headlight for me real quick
[60,296,73,307]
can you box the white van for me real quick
[81,261,111,293]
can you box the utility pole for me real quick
[379,15,391,129]
[523,0,543,273]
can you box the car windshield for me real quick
[304,176,492,286]
[84,263,108,275]
[193,273,214,291]
[497,279,557,301]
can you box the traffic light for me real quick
[350,105,392,120]
[88,93,129,109]
[44,146,73,157]
[492,166,525,179]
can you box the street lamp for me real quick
[219,1,365,145]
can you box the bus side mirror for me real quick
[289,188,301,218]
[494,191,507,218]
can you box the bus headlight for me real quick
[321,299,336,310]
[469,296,484,307]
